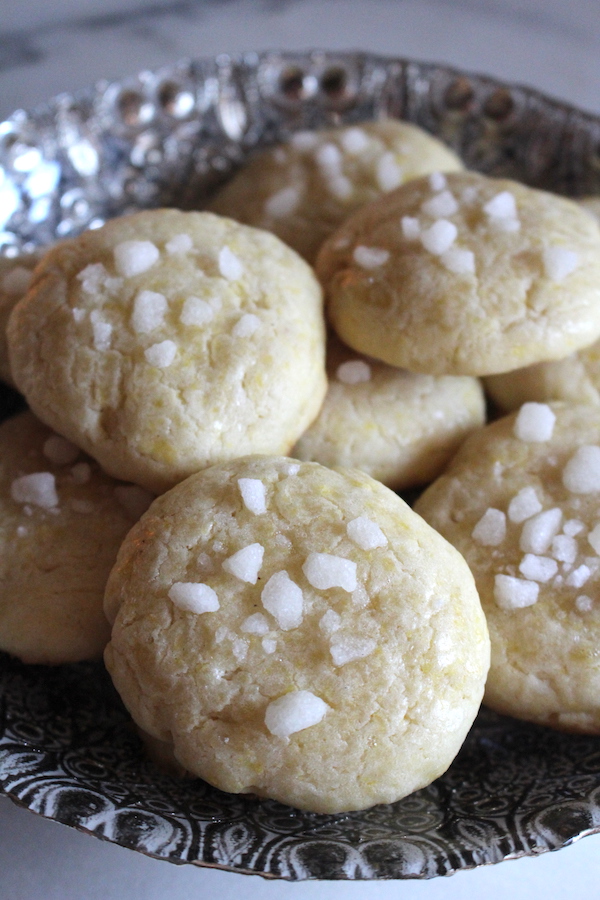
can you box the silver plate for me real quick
[1,50,600,880]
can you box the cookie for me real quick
[292,335,486,490]
[317,171,600,376]
[104,456,489,813]
[7,209,327,493]
[0,251,43,386]
[415,402,600,732]
[484,344,600,411]
[0,410,153,665]
[207,120,463,263]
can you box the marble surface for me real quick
[2,1,600,898]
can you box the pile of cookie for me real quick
[2,116,600,814]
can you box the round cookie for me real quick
[317,171,600,376]
[0,250,43,386]
[292,335,486,490]
[7,209,326,493]
[207,120,463,263]
[0,410,153,665]
[415,402,600,732]
[484,343,600,412]
[104,456,489,814]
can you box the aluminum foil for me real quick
[3,49,600,258]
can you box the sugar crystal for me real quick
[241,613,270,635]
[168,582,219,613]
[265,691,329,738]
[340,127,369,154]
[513,403,556,442]
[165,233,193,255]
[519,553,558,582]
[238,478,267,515]
[483,191,518,220]
[319,609,341,635]
[421,190,458,218]
[232,313,260,337]
[218,246,244,281]
[472,508,506,546]
[144,340,177,368]
[180,296,213,326]
[440,247,475,275]
[508,486,542,523]
[336,360,371,384]
[346,516,387,550]
[564,519,585,536]
[542,246,579,282]
[566,564,591,588]
[114,240,159,277]
[401,216,421,240]
[330,634,377,666]
[376,152,403,191]
[563,445,600,493]
[420,219,457,255]
[90,311,112,350]
[520,508,562,553]
[261,571,304,629]
[551,534,578,564]
[303,553,357,592]
[264,185,301,218]
[353,246,389,269]
[131,290,167,333]
[222,543,264,583]
[588,524,600,554]
[494,574,539,609]
[429,172,446,191]
[576,595,593,612]
[11,472,58,509]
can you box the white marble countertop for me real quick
[2,1,600,898]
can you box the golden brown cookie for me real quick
[0,410,153,665]
[7,209,326,493]
[317,171,600,376]
[208,120,463,263]
[415,402,600,732]
[104,456,489,813]
[292,335,486,489]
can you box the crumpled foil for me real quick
[2,50,600,258]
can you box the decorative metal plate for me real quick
[1,51,600,880]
